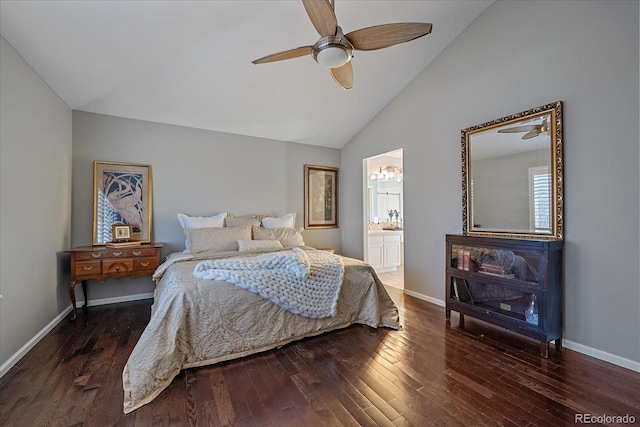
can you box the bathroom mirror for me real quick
[461,101,563,240]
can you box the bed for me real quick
[122,218,400,414]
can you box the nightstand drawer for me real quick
[103,259,133,274]
[133,257,158,271]
[75,251,109,261]
[129,248,158,257]
[74,260,102,277]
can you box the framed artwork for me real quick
[111,224,133,242]
[93,161,153,245]
[304,164,338,229]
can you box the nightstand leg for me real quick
[81,280,88,312]
[68,280,88,321]
[68,280,78,321]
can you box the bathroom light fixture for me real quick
[371,166,403,182]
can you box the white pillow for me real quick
[261,213,296,228]
[252,226,305,248]
[184,226,251,253]
[178,212,227,228]
[237,239,283,252]
[178,212,227,253]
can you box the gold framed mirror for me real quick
[461,101,563,240]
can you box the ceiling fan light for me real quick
[316,46,350,68]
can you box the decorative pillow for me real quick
[252,226,305,247]
[225,215,262,227]
[261,213,296,228]
[178,212,227,253]
[237,239,283,252]
[177,212,227,228]
[185,226,251,253]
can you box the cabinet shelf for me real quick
[445,234,562,357]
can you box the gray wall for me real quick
[341,0,639,365]
[0,37,73,368]
[72,112,341,301]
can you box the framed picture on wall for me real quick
[93,161,153,245]
[304,164,338,229]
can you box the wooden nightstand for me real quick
[66,243,163,320]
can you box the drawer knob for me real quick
[112,251,123,256]
[91,253,101,258]
[141,262,150,267]
[83,266,94,271]
[133,251,142,256]
[116,266,120,272]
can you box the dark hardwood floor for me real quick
[1,287,639,426]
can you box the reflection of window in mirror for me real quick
[529,166,551,233]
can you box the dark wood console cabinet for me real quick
[445,234,563,357]
[66,243,162,320]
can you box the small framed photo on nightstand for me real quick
[112,223,133,242]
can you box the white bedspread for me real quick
[122,248,400,414]
[193,248,343,318]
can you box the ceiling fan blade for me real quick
[252,46,313,64]
[302,0,338,37]
[346,23,432,51]
[522,130,540,140]
[497,124,538,134]
[330,62,353,90]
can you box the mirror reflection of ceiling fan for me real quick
[497,117,549,140]
[251,0,432,90]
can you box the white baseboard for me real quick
[0,305,72,378]
[400,290,639,373]
[563,339,640,373]
[84,292,153,308]
[0,292,154,378]
[403,288,445,307]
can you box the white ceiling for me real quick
[0,0,492,149]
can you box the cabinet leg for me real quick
[459,313,465,327]
[555,338,563,352]
[445,309,451,323]
[540,341,550,358]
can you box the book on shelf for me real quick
[463,250,470,271]
[106,240,142,248]
[478,269,515,279]
[452,277,473,303]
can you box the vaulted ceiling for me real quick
[0,0,493,148]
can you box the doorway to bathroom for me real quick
[364,149,404,290]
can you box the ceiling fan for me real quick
[251,0,432,90]
[497,117,549,140]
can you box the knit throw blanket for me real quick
[193,248,344,318]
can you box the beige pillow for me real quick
[185,226,251,253]
[237,239,283,252]
[252,226,305,247]
[225,215,262,227]
[178,212,227,253]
